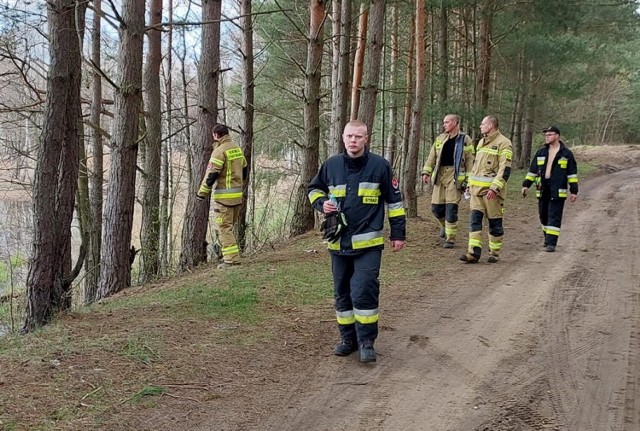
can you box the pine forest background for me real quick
[0,0,638,332]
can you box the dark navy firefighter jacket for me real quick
[308,149,406,255]
[522,142,579,200]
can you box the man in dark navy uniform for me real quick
[308,120,406,363]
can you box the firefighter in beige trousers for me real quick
[460,115,513,264]
[421,114,475,248]
[197,124,247,268]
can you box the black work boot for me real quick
[334,338,358,356]
[359,340,376,363]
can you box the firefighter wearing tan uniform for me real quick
[197,124,247,268]
[460,116,513,264]
[421,114,475,248]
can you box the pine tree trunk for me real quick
[238,0,254,251]
[23,0,86,331]
[141,0,163,282]
[399,15,415,185]
[290,0,325,237]
[385,2,399,166]
[98,0,145,298]
[330,0,352,155]
[160,0,173,275]
[359,0,385,134]
[403,0,426,218]
[179,0,222,270]
[476,0,494,111]
[350,4,368,121]
[438,3,448,104]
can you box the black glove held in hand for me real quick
[321,211,347,242]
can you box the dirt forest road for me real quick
[256,167,640,431]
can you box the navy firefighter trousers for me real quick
[331,249,381,344]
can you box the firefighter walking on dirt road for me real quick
[307,120,406,363]
[460,115,513,264]
[421,114,475,249]
[521,126,578,252]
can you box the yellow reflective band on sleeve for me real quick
[354,308,379,324]
[525,172,537,181]
[225,147,244,160]
[491,178,505,190]
[336,310,356,325]
[199,184,211,195]
[478,147,499,156]
[308,189,327,204]
[500,149,513,160]
[388,207,405,218]
[327,240,340,250]
[464,145,474,153]
[358,182,381,197]
[328,184,347,197]
[352,231,384,249]
[423,166,433,175]
[568,174,578,183]
[212,157,224,167]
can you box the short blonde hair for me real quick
[344,120,368,135]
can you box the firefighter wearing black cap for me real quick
[521,126,578,252]
[308,120,406,363]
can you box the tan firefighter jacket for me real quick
[421,132,475,187]
[468,130,513,198]
[198,135,247,206]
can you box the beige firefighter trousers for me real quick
[212,201,241,264]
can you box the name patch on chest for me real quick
[363,196,379,205]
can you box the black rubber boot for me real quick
[359,340,376,363]
[334,339,358,356]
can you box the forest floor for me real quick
[1,145,640,431]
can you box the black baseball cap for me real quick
[542,126,560,134]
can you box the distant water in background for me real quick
[0,199,32,297]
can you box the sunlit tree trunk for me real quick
[24,0,87,331]
[330,0,351,155]
[98,0,145,298]
[141,0,163,282]
[290,0,325,237]
[438,2,448,104]
[403,0,426,218]
[350,4,368,121]
[179,0,222,270]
